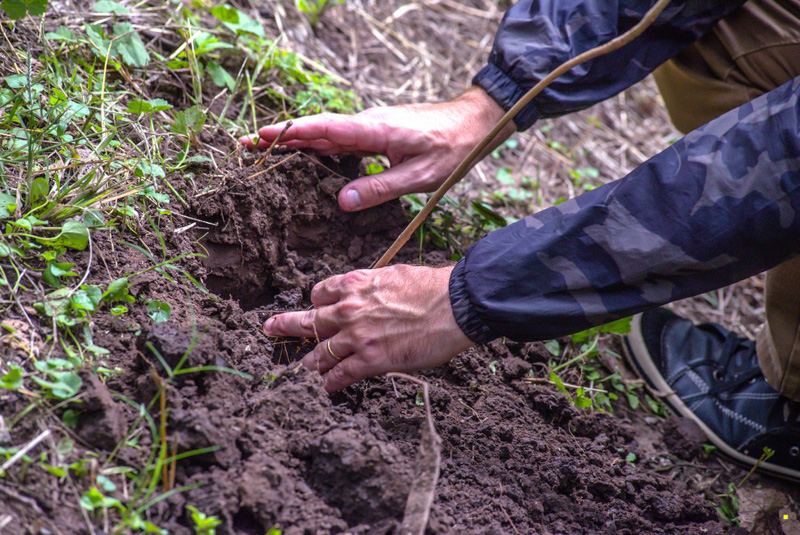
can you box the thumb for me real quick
[338,160,433,211]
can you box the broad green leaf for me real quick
[45,26,75,41]
[31,371,82,399]
[38,221,89,250]
[209,4,238,23]
[93,0,129,14]
[113,23,150,67]
[70,285,102,313]
[147,300,171,323]
[30,176,48,204]
[141,186,169,203]
[496,167,515,185]
[0,366,24,390]
[0,192,17,219]
[0,0,47,20]
[102,277,130,301]
[206,61,235,91]
[136,162,165,178]
[172,105,206,136]
[627,393,640,410]
[574,396,592,409]
[126,98,172,114]
[211,5,264,37]
[5,74,27,89]
[85,24,111,56]
[83,209,105,228]
[43,262,78,287]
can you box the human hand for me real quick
[240,87,515,212]
[263,265,473,392]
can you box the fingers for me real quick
[322,356,384,393]
[263,307,337,339]
[254,114,390,155]
[300,335,355,375]
[337,156,439,211]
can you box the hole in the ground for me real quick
[200,241,279,311]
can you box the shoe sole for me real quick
[624,313,800,482]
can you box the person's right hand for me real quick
[239,87,516,212]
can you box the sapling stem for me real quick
[373,0,673,268]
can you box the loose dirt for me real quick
[1,151,760,534]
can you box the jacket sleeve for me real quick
[474,0,746,131]
[450,76,800,343]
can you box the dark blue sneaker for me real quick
[624,308,800,481]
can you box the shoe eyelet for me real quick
[791,446,799,457]
[712,370,722,381]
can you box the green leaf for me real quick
[0,0,48,20]
[625,452,637,463]
[172,105,206,135]
[0,366,24,390]
[209,4,238,23]
[83,209,105,228]
[85,24,111,56]
[45,26,75,42]
[206,61,235,91]
[141,186,169,203]
[30,176,48,204]
[549,371,568,395]
[0,192,17,219]
[570,316,633,344]
[31,371,82,399]
[126,98,172,114]
[211,5,264,37]
[62,409,79,429]
[70,285,102,313]
[93,0,129,14]
[42,262,78,288]
[38,221,89,250]
[135,162,165,179]
[147,301,171,323]
[495,167,515,185]
[543,339,560,357]
[365,162,384,175]
[102,277,131,302]
[627,393,640,410]
[574,396,592,409]
[112,23,150,67]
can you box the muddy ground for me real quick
[4,150,796,534]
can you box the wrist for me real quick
[453,86,516,157]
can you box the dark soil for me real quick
[0,151,757,534]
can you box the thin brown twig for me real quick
[248,152,300,180]
[255,120,293,167]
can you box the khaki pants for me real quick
[652,0,800,400]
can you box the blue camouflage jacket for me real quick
[450,0,800,343]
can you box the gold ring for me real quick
[326,339,344,362]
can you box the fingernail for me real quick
[343,189,362,210]
[263,317,275,333]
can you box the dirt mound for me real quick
[3,153,733,534]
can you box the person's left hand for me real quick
[263,265,473,392]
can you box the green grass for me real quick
[0,1,356,531]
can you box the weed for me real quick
[403,193,512,260]
[187,505,223,535]
[295,0,343,26]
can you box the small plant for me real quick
[295,0,342,26]
[187,505,223,535]
[712,483,740,526]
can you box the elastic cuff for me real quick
[472,63,541,131]
[449,258,496,344]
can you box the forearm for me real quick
[451,76,800,343]
[476,0,746,131]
